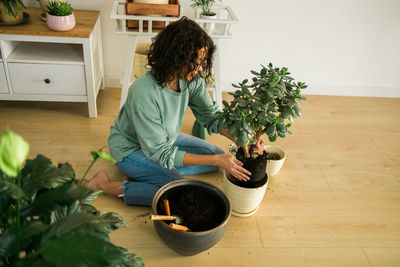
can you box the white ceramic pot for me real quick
[265,145,286,176]
[201,12,217,34]
[46,13,76,32]
[222,172,268,217]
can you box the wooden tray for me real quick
[126,0,180,31]
[126,0,180,17]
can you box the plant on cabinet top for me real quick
[46,0,72,16]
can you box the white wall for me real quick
[25,0,400,97]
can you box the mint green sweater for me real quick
[108,72,222,169]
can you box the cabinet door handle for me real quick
[44,79,51,84]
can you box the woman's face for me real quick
[185,47,208,81]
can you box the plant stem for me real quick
[79,158,97,185]
[242,145,250,158]
[16,172,21,251]
[255,129,264,142]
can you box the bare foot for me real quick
[83,171,110,191]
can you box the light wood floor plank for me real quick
[257,216,400,248]
[134,247,370,267]
[364,248,400,267]
[258,192,400,217]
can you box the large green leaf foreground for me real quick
[0,129,144,267]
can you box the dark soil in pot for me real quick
[156,185,226,232]
[234,146,268,187]
[266,152,281,160]
[226,171,268,189]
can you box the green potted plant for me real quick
[190,0,221,33]
[0,0,24,24]
[36,0,67,21]
[0,129,144,267]
[219,62,307,217]
[46,1,75,31]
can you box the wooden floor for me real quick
[1,88,399,266]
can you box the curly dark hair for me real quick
[148,16,215,86]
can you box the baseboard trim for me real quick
[104,78,400,98]
[105,77,122,88]
[221,81,400,98]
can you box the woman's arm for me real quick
[182,152,251,181]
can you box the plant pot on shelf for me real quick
[46,13,76,31]
[200,12,217,34]
[223,171,268,217]
[152,179,231,256]
[265,145,286,176]
[38,0,67,21]
[0,2,23,24]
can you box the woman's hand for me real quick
[215,154,251,181]
[251,139,265,155]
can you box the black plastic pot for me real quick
[152,180,231,256]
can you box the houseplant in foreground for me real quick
[0,129,144,267]
[46,1,75,31]
[0,0,24,24]
[219,62,307,216]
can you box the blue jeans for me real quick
[116,133,224,206]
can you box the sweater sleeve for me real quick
[189,78,223,134]
[131,94,185,169]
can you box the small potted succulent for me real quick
[0,0,24,24]
[37,0,67,21]
[0,129,144,266]
[219,62,307,216]
[190,0,221,33]
[46,1,75,31]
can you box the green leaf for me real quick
[269,133,277,142]
[87,211,127,234]
[238,99,248,107]
[282,107,291,119]
[15,257,57,267]
[22,156,75,194]
[39,232,137,267]
[0,129,29,177]
[0,175,25,199]
[91,151,116,164]
[20,184,94,217]
[232,83,240,88]
[250,70,260,75]
[222,100,229,108]
[266,124,275,137]
[277,130,286,138]
[44,213,109,240]
[50,201,81,224]
[293,103,302,117]
[0,221,48,257]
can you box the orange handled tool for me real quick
[150,215,174,221]
[169,223,188,231]
[163,199,171,216]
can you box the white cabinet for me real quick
[0,63,8,94]
[0,8,104,117]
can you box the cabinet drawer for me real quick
[8,63,86,95]
[0,63,9,94]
